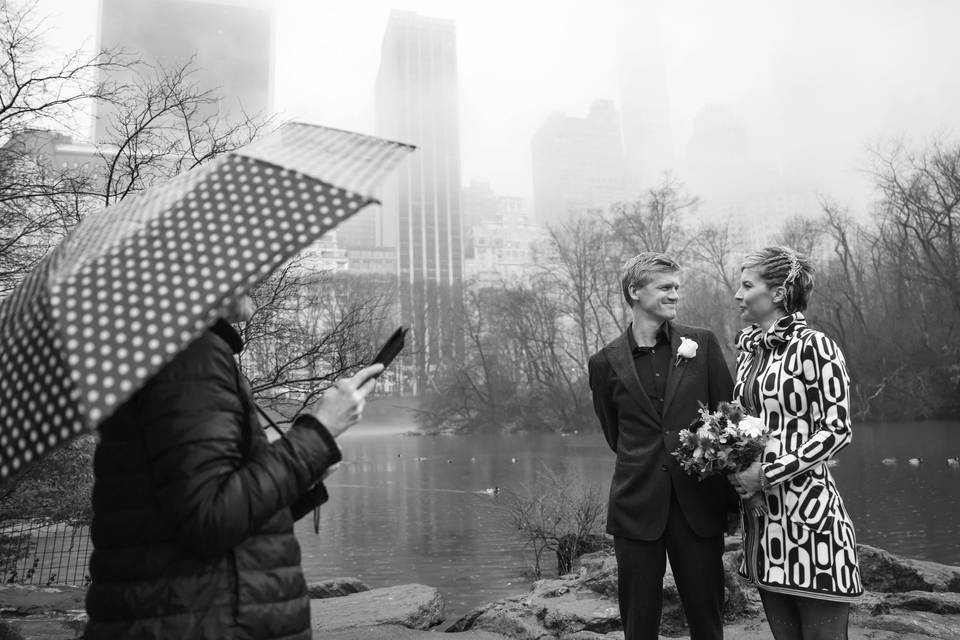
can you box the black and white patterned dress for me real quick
[734,313,863,601]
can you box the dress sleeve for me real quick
[762,333,853,486]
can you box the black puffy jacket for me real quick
[85,321,340,639]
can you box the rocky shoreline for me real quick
[2,543,959,639]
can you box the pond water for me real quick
[296,416,960,621]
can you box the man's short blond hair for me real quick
[620,252,680,306]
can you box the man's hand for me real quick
[309,364,384,438]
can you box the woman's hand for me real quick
[732,460,764,497]
[309,364,384,438]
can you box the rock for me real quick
[0,586,86,639]
[850,590,889,617]
[850,591,960,638]
[4,543,960,639]
[557,631,624,640]
[723,617,943,640]
[721,549,762,621]
[0,612,86,640]
[532,580,621,636]
[630,549,759,634]
[575,551,618,600]
[858,612,960,640]
[871,591,960,615]
[0,584,86,615]
[452,547,763,640]
[658,562,685,635]
[556,534,613,575]
[447,598,553,639]
[320,623,509,639]
[310,583,444,633]
[447,561,622,639]
[305,577,370,599]
[859,544,960,593]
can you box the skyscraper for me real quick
[375,10,464,389]
[617,0,674,195]
[531,100,626,226]
[94,0,274,143]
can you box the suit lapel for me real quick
[606,329,661,423]
[662,322,687,416]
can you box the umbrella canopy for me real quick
[0,123,414,483]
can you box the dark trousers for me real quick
[759,589,850,640]
[613,490,724,640]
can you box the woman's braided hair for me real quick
[741,246,815,313]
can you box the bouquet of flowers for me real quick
[672,401,769,513]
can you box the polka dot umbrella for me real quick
[0,123,414,484]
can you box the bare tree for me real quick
[0,0,125,293]
[489,277,594,432]
[546,214,624,365]
[689,218,741,298]
[817,202,874,342]
[239,264,399,420]
[417,272,598,434]
[0,1,268,294]
[773,214,824,257]
[870,139,960,315]
[606,172,700,260]
[98,58,267,206]
[502,465,607,578]
[803,140,960,420]
[0,0,125,137]
[0,153,95,294]
[0,434,94,524]
[415,282,523,432]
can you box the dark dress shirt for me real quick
[627,323,672,416]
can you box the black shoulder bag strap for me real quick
[254,404,325,534]
[234,364,325,534]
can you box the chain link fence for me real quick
[0,520,92,586]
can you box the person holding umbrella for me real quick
[84,294,382,639]
[0,124,415,640]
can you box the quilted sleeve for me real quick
[139,334,340,558]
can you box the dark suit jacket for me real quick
[588,321,734,540]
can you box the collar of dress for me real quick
[736,312,806,353]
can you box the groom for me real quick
[588,252,735,640]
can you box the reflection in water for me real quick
[834,421,960,563]
[296,419,960,620]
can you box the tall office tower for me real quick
[531,100,626,226]
[94,0,274,143]
[684,102,753,207]
[375,10,464,390]
[617,0,673,195]
[336,203,385,250]
[461,181,498,236]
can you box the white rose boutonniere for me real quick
[675,336,698,366]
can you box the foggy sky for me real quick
[38,0,960,216]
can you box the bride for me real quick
[730,246,862,640]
